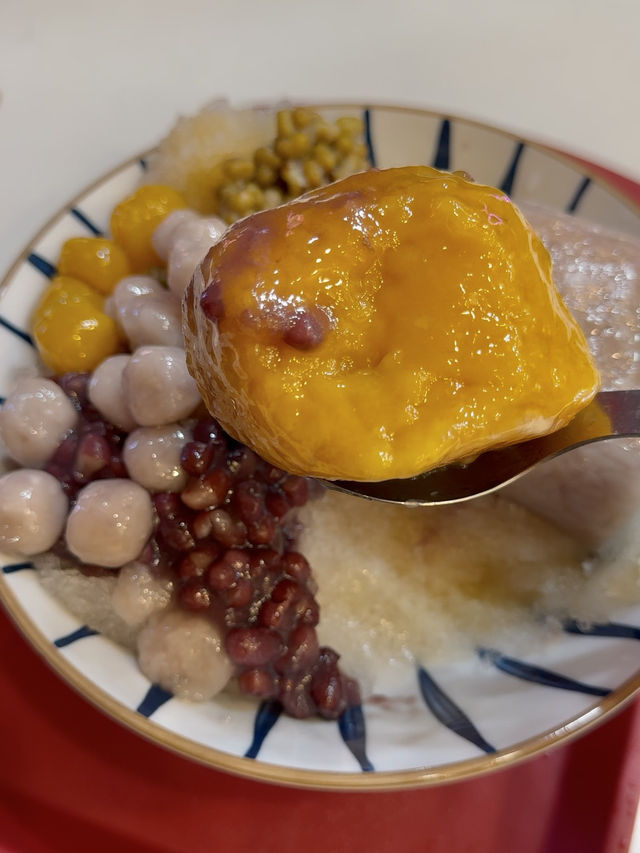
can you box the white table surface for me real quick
[2,0,640,280]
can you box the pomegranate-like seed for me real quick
[226,627,283,667]
[238,668,279,699]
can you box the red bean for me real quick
[263,465,286,484]
[73,432,111,483]
[200,278,224,320]
[282,552,311,583]
[272,578,302,604]
[234,480,267,523]
[258,598,294,633]
[158,517,195,552]
[192,417,226,446]
[48,432,79,470]
[247,515,277,545]
[249,549,281,577]
[137,540,156,565]
[180,441,215,476]
[180,580,212,611]
[208,560,236,591]
[276,625,319,675]
[227,447,259,480]
[295,593,320,627]
[226,578,253,608]
[226,627,283,667]
[310,648,346,719]
[180,468,231,510]
[280,476,309,507]
[192,510,214,540]
[80,417,107,437]
[57,372,91,410]
[222,549,251,573]
[178,544,220,580]
[238,668,279,699]
[265,488,291,520]
[283,308,326,351]
[153,492,182,521]
[209,508,247,547]
[105,452,127,479]
[279,676,314,718]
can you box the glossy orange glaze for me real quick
[183,166,600,481]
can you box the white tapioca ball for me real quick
[123,346,201,427]
[0,469,68,556]
[65,479,153,568]
[0,377,78,467]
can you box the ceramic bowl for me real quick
[1,104,639,790]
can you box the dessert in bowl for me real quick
[0,104,639,789]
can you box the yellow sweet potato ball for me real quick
[183,166,600,482]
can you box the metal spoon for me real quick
[329,390,640,506]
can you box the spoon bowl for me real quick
[330,389,640,506]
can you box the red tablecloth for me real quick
[2,161,640,853]
[1,606,639,853]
